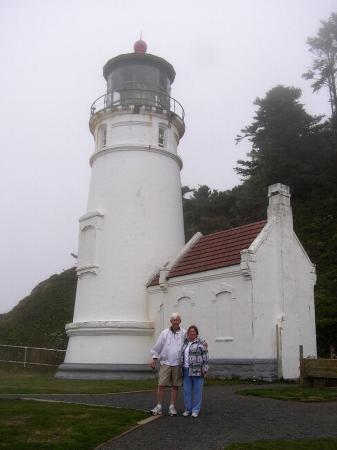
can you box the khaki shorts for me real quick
[158,364,182,387]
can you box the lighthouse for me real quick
[57,41,185,379]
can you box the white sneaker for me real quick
[168,405,178,416]
[150,404,162,415]
[191,412,199,418]
[182,410,191,417]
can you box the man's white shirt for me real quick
[151,327,186,366]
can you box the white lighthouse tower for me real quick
[57,40,185,379]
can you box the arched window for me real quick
[177,296,192,325]
[78,225,95,267]
[77,211,104,276]
[215,291,233,339]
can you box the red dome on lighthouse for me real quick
[134,39,147,53]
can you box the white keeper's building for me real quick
[56,41,317,381]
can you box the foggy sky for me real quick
[0,0,335,314]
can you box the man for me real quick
[149,312,185,416]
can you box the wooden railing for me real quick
[299,345,337,385]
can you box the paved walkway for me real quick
[6,385,337,450]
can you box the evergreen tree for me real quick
[235,85,323,198]
[235,85,337,356]
[303,12,337,125]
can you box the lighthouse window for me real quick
[158,126,166,148]
[113,91,121,104]
[78,225,96,267]
[98,124,107,149]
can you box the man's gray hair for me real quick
[170,312,181,320]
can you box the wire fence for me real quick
[0,344,65,367]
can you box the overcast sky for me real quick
[0,0,335,314]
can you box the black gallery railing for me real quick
[90,89,184,121]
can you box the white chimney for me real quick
[267,183,293,228]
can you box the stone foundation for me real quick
[55,363,156,380]
[209,358,278,381]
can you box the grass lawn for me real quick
[0,365,157,395]
[225,438,337,449]
[0,399,148,450]
[1,366,337,449]
[236,386,337,402]
[0,364,253,395]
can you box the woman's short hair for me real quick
[187,325,199,335]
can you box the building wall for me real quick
[147,199,317,380]
[62,108,186,374]
[278,234,317,378]
[73,111,185,324]
[250,221,316,379]
[293,236,317,357]
[248,221,280,361]
[147,266,255,362]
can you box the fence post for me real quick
[299,345,304,385]
[24,347,28,368]
[276,324,282,379]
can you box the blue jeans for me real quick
[183,367,204,413]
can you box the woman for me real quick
[181,325,208,418]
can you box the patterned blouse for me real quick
[181,337,209,377]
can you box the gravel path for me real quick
[5,385,337,450]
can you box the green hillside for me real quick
[0,268,76,350]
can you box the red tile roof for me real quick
[148,220,266,286]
